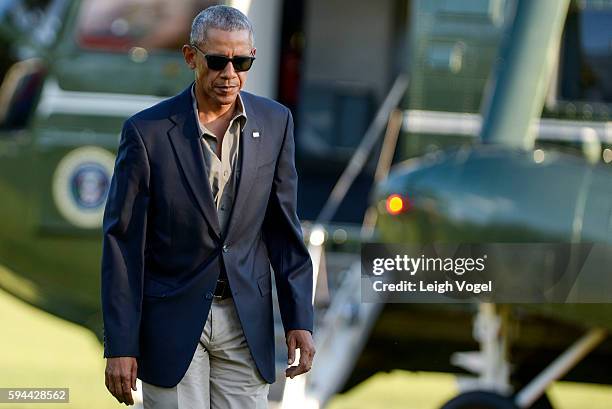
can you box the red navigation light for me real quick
[385,194,407,215]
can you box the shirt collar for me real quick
[190,83,247,136]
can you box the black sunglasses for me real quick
[191,44,255,72]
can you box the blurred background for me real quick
[1,0,612,408]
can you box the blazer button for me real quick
[222,244,229,253]
[205,292,213,300]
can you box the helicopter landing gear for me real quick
[440,303,607,409]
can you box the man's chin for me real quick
[214,92,239,106]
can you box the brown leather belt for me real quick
[213,279,232,300]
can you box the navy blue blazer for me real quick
[100,82,314,387]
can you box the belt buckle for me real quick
[214,279,227,299]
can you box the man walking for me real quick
[101,5,315,408]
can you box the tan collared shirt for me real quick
[191,84,247,231]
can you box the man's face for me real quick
[183,28,255,108]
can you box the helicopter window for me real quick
[75,0,219,52]
[558,6,612,104]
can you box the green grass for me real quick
[327,370,458,409]
[1,284,612,409]
[0,287,122,409]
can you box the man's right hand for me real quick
[105,357,138,406]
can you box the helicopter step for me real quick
[275,255,383,409]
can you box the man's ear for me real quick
[251,47,257,57]
[182,44,196,69]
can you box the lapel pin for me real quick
[252,131,260,138]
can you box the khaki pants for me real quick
[142,297,270,409]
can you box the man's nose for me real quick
[220,60,237,78]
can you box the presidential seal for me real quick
[52,146,116,228]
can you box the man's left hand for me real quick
[285,329,315,379]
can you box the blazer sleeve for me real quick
[100,118,150,358]
[262,107,314,334]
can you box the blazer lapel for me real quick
[223,92,263,241]
[167,85,221,239]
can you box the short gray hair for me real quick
[190,5,254,47]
